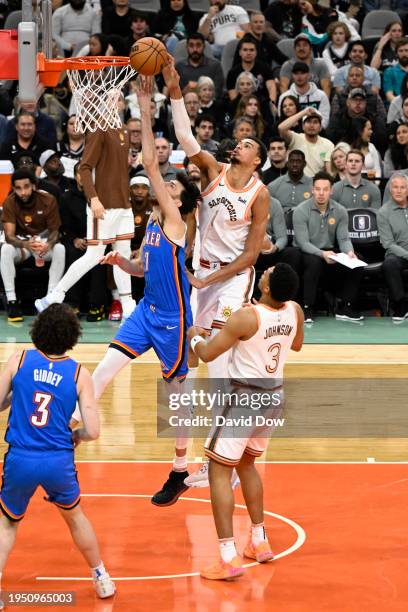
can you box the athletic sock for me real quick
[219,538,237,563]
[112,289,119,300]
[91,561,107,579]
[251,522,268,546]
[173,454,188,472]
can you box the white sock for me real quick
[112,288,119,300]
[173,454,188,472]
[219,538,237,563]
[251,522,268,546]
[91,561,107,579]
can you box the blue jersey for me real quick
[6,349,81,452]
[143,217,191,315]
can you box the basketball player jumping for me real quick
[71,75,201,507]
[35,124,136,320]
[0,304,115,602]
[188,263,304,580]
[162,56,270,487]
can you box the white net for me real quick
[66,59,137,133]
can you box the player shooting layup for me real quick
[35,125,136,319]
[188,263,304,580]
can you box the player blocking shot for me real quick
[0,305,115,603]
[188,264,304,580]
[71,75,201,506]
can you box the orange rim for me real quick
[65,56,132,70]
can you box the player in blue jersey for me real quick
[0,304,115,604]
[71,75,201,507]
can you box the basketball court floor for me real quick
[0,319,407,611]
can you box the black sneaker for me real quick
[86,305,105,322]
[151,470,189,507]
[392,300,408,322]
[7,300,23,322]
[303,305,314,324]
[336,303,364,322]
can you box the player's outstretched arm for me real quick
[188,308,258,363]
[73,367,100,443]
[0,352,20,411]
[162,55,220,185]
[291,302,305,352]
[100,249,144,276]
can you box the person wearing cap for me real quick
[268,149,313,210]
[330,66,387,125]
[331,149,382,210]
[279,106,334,177]
[279,33,331,97]
[1,169,65,323]
[278,62,331,129]
[13,151,60,201]
[59,162,107,320]
[40,150,73,197]
[327,87,387,156]
[333,41,381,96]
[293,171,364,323]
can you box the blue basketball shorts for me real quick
[110,298,192,381]
[0,447,80,521]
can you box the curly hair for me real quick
[30,304,82,356]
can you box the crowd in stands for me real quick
[1,0,408,323]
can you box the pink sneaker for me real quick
[244,539,274,563]
[200,555,244,581]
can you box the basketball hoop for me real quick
[37,54,137,133]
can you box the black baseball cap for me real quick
[348,87,367,99]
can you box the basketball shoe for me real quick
[243,538,274,563]
[184,462,240,489]
[108,299,122,321]
[93,571,116,598]
[35,289,65,313]
[200,556,244,581]
[151,470,189,506]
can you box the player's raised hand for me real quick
[162,54,180,92]
[100,251,123,266]
[136,74,153,102]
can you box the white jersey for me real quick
[229,302,298,380]
[199,164,265,263]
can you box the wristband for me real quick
[190,335,205,354]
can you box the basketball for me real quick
[129,37,167,76]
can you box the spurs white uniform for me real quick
[204,301,298,466]
[196,164,265,331]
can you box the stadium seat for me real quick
[361,10,401,39]
[277,38,296,59]
[173,39,214,64]
[129,0,160,13]
[188,0,209,14]
[221,39,239,78]
[4,10,22,30]
[238,0,261,11]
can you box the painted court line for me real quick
[36,494,306,582]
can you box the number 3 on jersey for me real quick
[266,343,281,374]
[31,391,53,427]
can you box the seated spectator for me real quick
[149,99,170,140]
[327,88,387,156]
[278,95,302,133]
[192,114,219,154]
[59,162,108,316]
[127,118,142,153]
[198,0,250,59]
[384,123,408,179]
[227,36,277,107]
[370,21,404,74]
[0,170,65,322]
[387,74,408,125]
[322,21,353,78]
[155,0,198,54]
[340,116,382,180]
[0,111,50,166]
[333,41,381,95]
[262,137,288,185]
[154,137,178,180]
[52,0,100,55]
[293,171,364,323]
[76,32,110,57]
[39,150,73,199]
[13,151,60,201]
[387,94,408,139]
[129,174,152,301]
[127,11,151,51]
[243,11,288,69]
[126,77,167,122]
[57,115,85,160]
[383,39,408,103]
[280,33,331,97]
[196,77,225,131]
[233,95,270,143]
[232,117,256,141]
[5,100,57,147]
[298,0,338,54]
[329,143,350,182]
[377,173,408,321]
[268,149,313,210]
[256,196,302,279]
[331,149,382,209]
[278,62,331,129]
[279,107,334,176]
[264,0,302,40]
[102,0,135,39]
[175,32,225,99]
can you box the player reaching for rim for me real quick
[162,55,271,488]
[71,75,201,507]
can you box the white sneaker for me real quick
[93,573,116,599]
[35,290,65,313]
[184,462,209,488]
